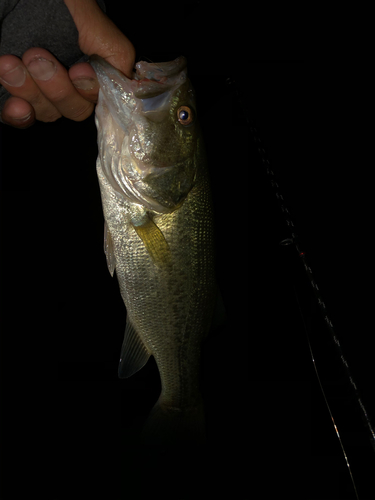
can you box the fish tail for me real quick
[140,396,206,445]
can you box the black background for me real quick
[1,3,374,499]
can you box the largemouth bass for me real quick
[90,55,216,444]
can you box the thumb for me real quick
[63,0,135,77]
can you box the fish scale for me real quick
[91,55,216,443]
[97,149,215,408]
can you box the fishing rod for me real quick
[225,74,375,498]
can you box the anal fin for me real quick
[118,317,151,378]
[104,221,116,277]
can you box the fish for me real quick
[90,55,216,444]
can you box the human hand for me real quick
[0,0,135,128]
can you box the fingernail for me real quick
[0,65,26,87]
[14,111,32,122]
[72,77,96,90]
[27,57,56,81]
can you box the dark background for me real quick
[1,3,374,499]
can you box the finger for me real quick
[68,62,99,103]
[22,47,95,122]
[1,96,35,128]
[63,0,135,77]
[0,54,61,122]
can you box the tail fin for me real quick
[140,396,207,445]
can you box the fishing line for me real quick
[225,74,375,493]
[291,256,359,500]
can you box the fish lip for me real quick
[90,54,187,100]
[131,57,187,98]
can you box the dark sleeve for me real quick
[0,0,106,122]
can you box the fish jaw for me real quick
[90,55,197,213]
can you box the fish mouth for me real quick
[131,56,188,98]
[90,54,189,133]
[90,54,187,100]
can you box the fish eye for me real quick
[177,105,194,126]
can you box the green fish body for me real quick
[91,56,216,444]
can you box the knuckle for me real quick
[34,108,62,122]
[27,91,48,107]
[25,93,61,122]
[43,112,62,122]
[66,103,94,121]
[45,88,70,105]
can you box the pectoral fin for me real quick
[104,221,116,277]
[131,216,171,267]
